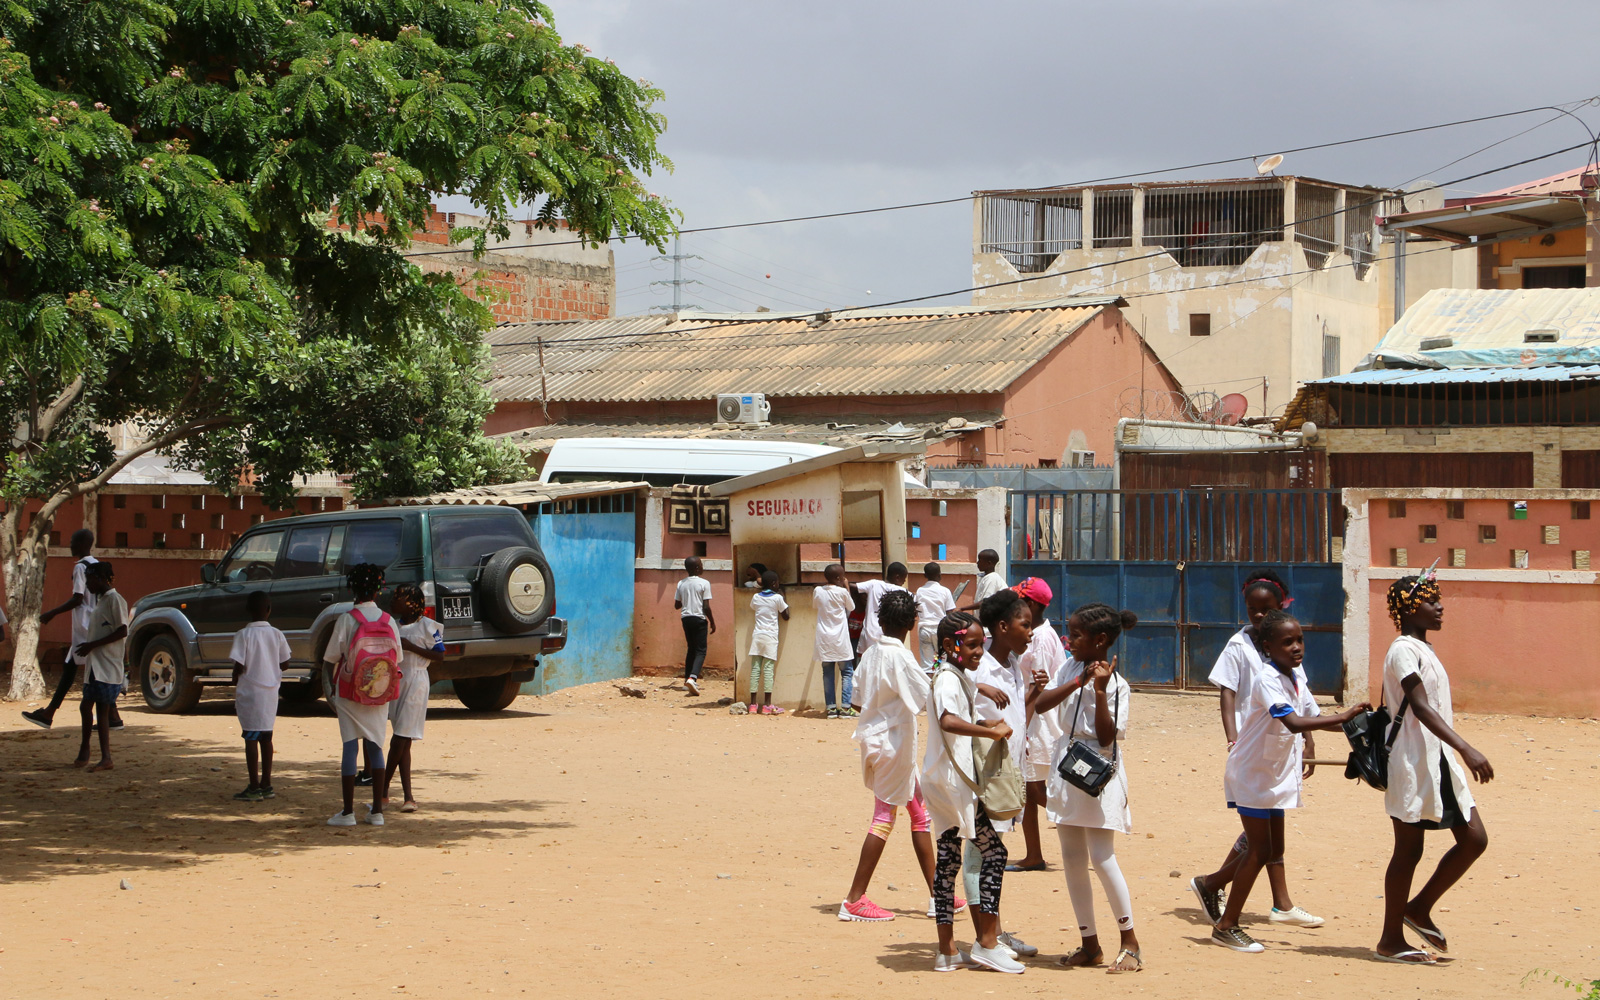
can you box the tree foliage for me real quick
[0,0,674,694]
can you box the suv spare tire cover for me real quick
[480,545,554,634]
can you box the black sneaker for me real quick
[1211,926,1264,953]
[233,786,264,802]
[1191,875,1224,924]
[257,786,276,799]
[109,717,126,731]
[21,710,53,730]
[355,771,375,787]
[826,707,840,719]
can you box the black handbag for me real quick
[1056,674,1119,797]
[1342,694,1409,791]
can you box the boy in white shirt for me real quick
[229,590,292,801]
[75,561,128,772]
[851,562,908,656]
[913,562,955,674]
[975,549,1007,603]
[675,557,715,696]
[26,529,122,730]
[811,564,857,718]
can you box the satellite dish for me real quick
[1256,154,1284,175]
[1401,180,1443,213]
[1217,393,1250,425]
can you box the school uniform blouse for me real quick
[921,666,980,839]
[1223,654,1319,810]
[1210,626,1315,732]
[1021,620,1068,748]
[1382,635,1476,825]
[1044,656,1133,834]
[851,636,928,806]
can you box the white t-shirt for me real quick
[1021,619,1068,744]
[1382,635,1476,825]
[1044,656,1132,833]
[854,578,907,651]
[851,636,928,806]
[748,590,788,659]
[1223,654,1319,810]
[675,576,713,619]
[230,621,292,732]
[975,571,1007,603]
[70,555,100,650]
[84,588,128,686]
[811,584,854,663]
[921,665,979,840]
[914,581,955,629]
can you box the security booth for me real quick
[710,442,923,711]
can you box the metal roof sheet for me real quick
[1308,365,1600,386]
[375,479,650,508]
[487,300,1122,403]
[1357,288,1600,369]
[497,412,1000,452]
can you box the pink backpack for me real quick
[336,608,402,705]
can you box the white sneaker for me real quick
[327,811,357,827]
[685,677,699,695]
[1270,905,1324,928]
[934,950,977,972]
[364,803,385,826]
[998,931,1038,957]
[969,942,1026,974]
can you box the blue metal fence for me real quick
[1011,489,1344,694]
[525,492,638,695]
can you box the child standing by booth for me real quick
[229,591,291,801]
[853,563,908,656]
[1211,611,1369,953]
[812,564,857,718]
[1373,574,1492,965]
[914,562,955,673]
[747,570,789,715]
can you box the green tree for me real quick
[0,0,674,697]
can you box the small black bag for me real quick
[1056,677,1119,797]
[1343,695,1409,791]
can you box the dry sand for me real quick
[0,678,1596,999]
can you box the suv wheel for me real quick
[453,674,523,712]
[140,634,202,713]
[479,546,554,634]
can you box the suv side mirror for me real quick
[200,563,217,584]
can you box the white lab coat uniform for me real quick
[921,665,980,839]
[851,636,928,806]
[1044,656,1133,833]
[1382,635,1476,825]
[1224,653,1319,810]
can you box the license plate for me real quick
[440,595,474,621]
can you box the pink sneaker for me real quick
[838,897,894,922]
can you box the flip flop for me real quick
[1005,862,1048,872]
[1057,946,1103,968]
[1403,916,1448,953]
[1108,947,1143,974]
[1372,949,1436,965]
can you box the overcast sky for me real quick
[443,1,1600,316]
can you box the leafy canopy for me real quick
[0,0,673,507]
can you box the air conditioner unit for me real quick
[715,393,771,424]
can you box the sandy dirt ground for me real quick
[0,677,1596,1000]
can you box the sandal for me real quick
[1372,949,1436,965]
[1402,916,1448,953]
[1108,948,1142,974]
[1057,946,1103,968]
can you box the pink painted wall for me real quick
[1361,496,1600,718]
[633,567,736,676]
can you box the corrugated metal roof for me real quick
[374,480,650,508]
[1309,365,1600,386]
[1358,288,1600,369]
[487,300,1123,403]
[497,413,1000,451]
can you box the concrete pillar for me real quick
[1080,187,1095,250]
[881,464,909,570]
[1130,187,1144,248]
[1332,188,1347,253]
[1533,442,1562,488]
[1282,177,1297,241]
[972,195,985,255]
[977,487,1009,582]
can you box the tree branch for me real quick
[33,374,86,444]
[30,416,239,527]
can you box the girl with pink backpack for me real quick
[322,563,403,827]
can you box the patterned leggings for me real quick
[933,805,1006,925]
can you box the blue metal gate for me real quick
[524,492,638,695]
[1011,489,1344,694]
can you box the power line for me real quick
[403,97,1599,260]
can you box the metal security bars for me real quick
[978,194,1085,272]
[1141,183,1284,266]
[1012,489,1342,563]
[1293,183,1339,269]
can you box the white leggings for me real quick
[1056,825,1134,937]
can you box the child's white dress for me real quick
[851,636,928,806]
[921,666,979,839]
[390,616,443,741]
[1382,635,1476,825]
[1043,656,1133,834]
[323,602,401,745]
[1224,653,1319,810]
[748,590,788,659]
[230,621,291,733]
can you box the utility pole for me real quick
[650,234,702,313]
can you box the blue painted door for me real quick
[1012,560,1182,686]
[527,500,636,695]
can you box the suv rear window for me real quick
[345,519,402,569]
[429,511,533,581]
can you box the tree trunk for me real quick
[3,515,54,701]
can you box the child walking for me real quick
[229,591,291,801]
[1211,611,1369,953]
[839,590,966,922]
[921,609,1022,974]
[322,563,399,827]
[26,529,122,730]
[1008,577,1064,873]
[675,556,715,697]
[913,562,955,673]
[383,583,444,813]
[1192,570,1324,928]
[747,570,789,714]
[812,564,857,718]
[1036,603,1142,973]
[74,561,127,772]
[1373,574,1492,964]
